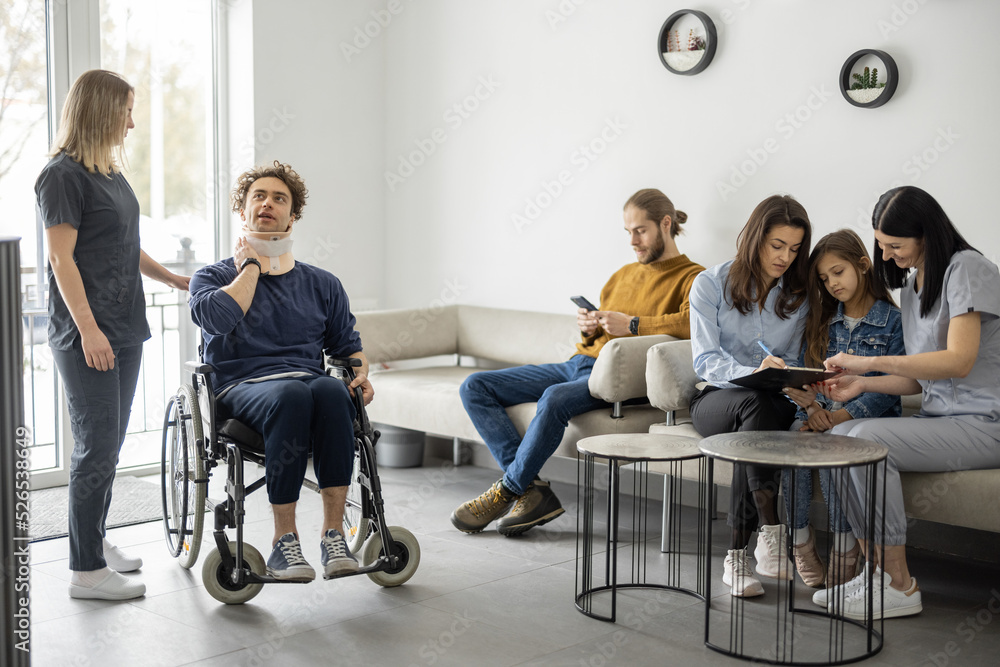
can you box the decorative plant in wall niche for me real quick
[663,28,708,72]
[847,66,887,104]
[658,9,717,76]
[839,49,899,109]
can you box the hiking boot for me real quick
[792,527,825,587]
[827,541,862,588]
[450,478,518,533]
[497,479,565,536]
[754,524,794,580]
[320,528,359,578]
[266,533,316,582]
[723,548,764,597]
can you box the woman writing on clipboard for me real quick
[688,194,812,598]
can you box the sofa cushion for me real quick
[367,365,668,459]
[457,305,580,366]
[355,306,459,364]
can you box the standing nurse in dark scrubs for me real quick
[35,70,189,600]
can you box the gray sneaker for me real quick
[266,533,316,582]
[451,478,518,533]
[497,479,565,536]
[320,528,359,578]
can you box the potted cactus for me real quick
[846,66,887,104]
[662,28,707,72]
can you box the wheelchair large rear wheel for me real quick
[202,541,265,605]
[343,447,370,553]
[361,526,420,587]
[161,384,207,569]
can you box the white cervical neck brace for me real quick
[242,226,295,275]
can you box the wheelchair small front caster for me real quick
[361,526,421,587]
[202,541,265,604]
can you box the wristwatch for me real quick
[240,257,263,274]
[629,316,640,335]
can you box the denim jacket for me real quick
[798,298,904,421]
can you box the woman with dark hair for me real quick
[819,186,1000,620]
[36,70,189,600]
[689,194,812,597]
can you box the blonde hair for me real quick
[50,70,133,176]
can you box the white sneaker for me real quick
[840,570,922,620]
[723,548,764,597]
[753,524,794,580]
[103,540,143,573]
[814,563,875,610]
[69,570,145,600]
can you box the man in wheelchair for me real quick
[188,161,373,582]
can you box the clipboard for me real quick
[729,367,838,392]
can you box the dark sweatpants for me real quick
[690,386,797,544]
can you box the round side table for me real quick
[575,433,708,623]
[699,431,889,665]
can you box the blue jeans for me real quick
[219,375,356,504]
[782,421,852,534]
[459,355,607,494]
[51,342,143,571]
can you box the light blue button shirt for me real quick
[690,260,809,387]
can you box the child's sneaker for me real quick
[321,529,359,578]
[266,533,315,582]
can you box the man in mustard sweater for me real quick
[452,189,705,535]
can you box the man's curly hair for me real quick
[231,160,308,220]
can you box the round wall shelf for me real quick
[658,10,717,76]
[840,49,899,108]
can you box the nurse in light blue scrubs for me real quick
[820,186,1000,621]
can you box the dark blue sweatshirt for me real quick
[188,259,362,393]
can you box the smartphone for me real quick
[570,295,598,311]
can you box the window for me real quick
[0,0,55,469]
[18,0,220,483]
[99,0,215,469]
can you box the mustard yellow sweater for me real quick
[576,254,705,359]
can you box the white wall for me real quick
[245,0,386,310]
[378,0,1000,313]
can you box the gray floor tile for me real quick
[25,459,1000,666]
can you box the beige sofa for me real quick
[644,339,1000,535]
[353,305,678,461]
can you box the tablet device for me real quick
[729,367,838,392]
[570,295,598,311]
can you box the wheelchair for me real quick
[160,356,420,604]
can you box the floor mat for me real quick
[29,475,164,543]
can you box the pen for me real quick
[757,340,773,357]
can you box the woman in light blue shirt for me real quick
[689,194,812,597]
[821,186,1000,621]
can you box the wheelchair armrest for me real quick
[184,361,215,375]
[327,357,363,368]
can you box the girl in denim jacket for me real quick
[781,229,903,590]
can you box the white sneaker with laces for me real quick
[839,569,922,620]
[814,563,875,610]
[723,548,764,597]
[753,524,794,580]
